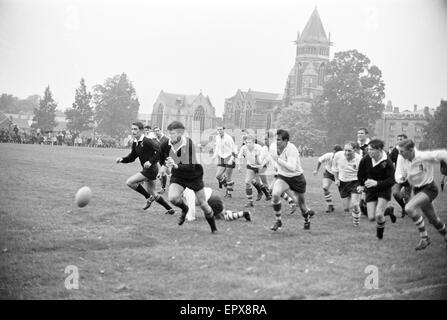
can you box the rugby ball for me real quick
[75,186,92,208]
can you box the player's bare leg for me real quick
[168,183,189,225]
[270,179,288,231]
[143,179,174,213]
[196,188,217,233]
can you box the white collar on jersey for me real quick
[134,134,145,144]
[169,135,187,152]
[371,150,388,167]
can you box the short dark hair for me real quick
[153,126,160,130]
[144,125,151,130]
[358,128,369,135]
[167,121,185,131]
[397,134,408,139]
[276,129,289,141]
[368,139,384,150]
[132,122,144,130]
[397,139,415,150]
[208,194,224,215]
[333,144,343,152]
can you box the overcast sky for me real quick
[1,0,446,117]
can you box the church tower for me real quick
[283,7,332,108]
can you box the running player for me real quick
[237,134,271,208]
[390,134,411,217]
[395,139,447,250]
[269,129,315,231]
[160,121,217,233]
[357,139,397,239]
[212,126,237,198]
[313,144,343,213]
[116,122,174,214]
[357,128,370,216]
[332,141,363,226]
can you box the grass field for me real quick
[0,143,446,300]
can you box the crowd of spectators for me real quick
[0,125,121,148]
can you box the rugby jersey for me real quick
[395,149,447,187]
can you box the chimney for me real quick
[413,104,417,112]
[386,100,393,112]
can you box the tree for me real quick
[93,73,140,139]
[0,94,19,113]
[274,104,327,154]
[421,100,447,149]
[65,78,94,132]
[19,95,40,112]
[0,94,39,113]
[32,86,58,132]
[312,50,385,146]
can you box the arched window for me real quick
[234,108,241,127]
[156,104,164,129]
[245,107,251,129]
[318,63,325,86]
[193,105,205,132]
[296,63,303,95]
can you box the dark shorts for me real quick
[141,165,158,180]
[414,181,439,202]
[338,180,360,199]
[277,174,306,194]
[170,176,205,192]
[218,156,236,169]
[323,169,335,181]
[246,164,266,174]
[365,186,392,203]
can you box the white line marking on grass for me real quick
[354,283,447,300]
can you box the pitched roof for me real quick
[0,110,13,129]
[247,90,283,101]
[12,118,31,129]
[298,8,329,44]
[160,91,201,107]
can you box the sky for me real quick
[1,0,446,117]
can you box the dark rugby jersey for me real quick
[390,147,399,166]
[121,136,160,168]
[357,152,395,190]
[159,137,203,180]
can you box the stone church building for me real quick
[283,7,332,109]
[222,89,283,130]
[150,90,217,134]
[223,7,332,129]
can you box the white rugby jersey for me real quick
[238,144,266,166]
[213,133,237,158]
[269,141,303,177]
[395,149,447,188]
[318,152,337,174]
[332,150,362,182]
